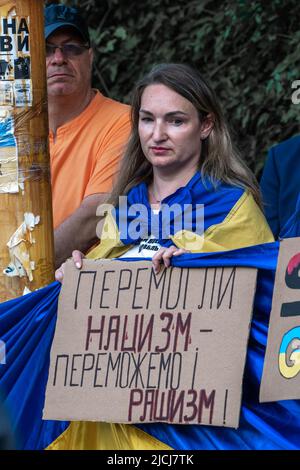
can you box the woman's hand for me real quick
[55,250,85,282]
[152,245,189,274]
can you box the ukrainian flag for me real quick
[1,175,300,450]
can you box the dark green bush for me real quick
[53,0,300,175]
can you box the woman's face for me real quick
[138,83,213,175]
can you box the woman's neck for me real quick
[149,167,198,203]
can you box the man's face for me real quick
[46,27,93,98]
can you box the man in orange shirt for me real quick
[45,4,131,267]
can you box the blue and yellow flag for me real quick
[1,175,298,450]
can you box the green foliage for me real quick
[61,0,300,175]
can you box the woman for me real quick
[56,63,272,280]
[52,63,273,450]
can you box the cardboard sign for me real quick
[260,237,300,402]
[43,260,257,428]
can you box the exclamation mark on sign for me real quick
[223,389,228,425]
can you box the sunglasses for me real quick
[46,43,90,58]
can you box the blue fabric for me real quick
[0,282,68,449]
[2,241,300,450]
[0,169,299,450]
[133,242,300,449]
[115,172,244,245]
[260,135,300,238]
[121,242,279,271]
[137,256,286,449]
[279,193,300,240]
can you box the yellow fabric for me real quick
[173,192,274,252]
[48,190,274,450]
[47,422,170,451]
[88,191,274,260]
[86,210,127,260]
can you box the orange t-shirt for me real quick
[49,91,131,228]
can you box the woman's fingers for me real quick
[152,248,165,274]
[55,263,65,282]
[161,245,178,268]
[172,248,190,256]
[72,250,84,269]
[55,251,85,283]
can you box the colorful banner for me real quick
[260,237,300,401]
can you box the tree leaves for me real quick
[62,0,300,175]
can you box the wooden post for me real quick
[0,0,54,301]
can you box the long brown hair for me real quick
[110,63,261,207]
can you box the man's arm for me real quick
[54,193,107,268]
